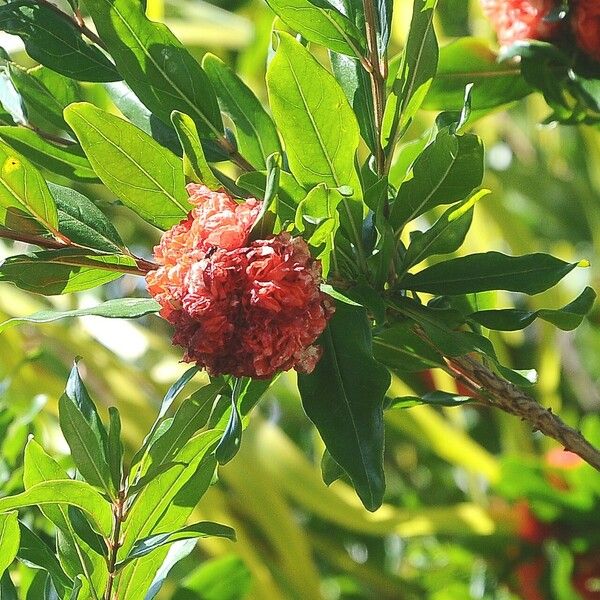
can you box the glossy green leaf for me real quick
[83,0,223,138]
[470,287,597,331]
[0,481,112,537]
[298,299,390,511]
[48,183,124,253]
[108,407,124,491]
[59,394,113,494]
[402,252,583,295]
[0,512,19,577]
[0,249,137,295]
[387,391,473,410]
[265,0,366,57]
[376,0,393,57]
[170,111,220,190]
[117,522,235,569]
[424,38,531,112]
[64,103,190,230]
[0,127,98,183]
[0,0,119,82]
[0,572,17,600]
[321,449,346,487]
[390,128,484,230]
[145,541,198,600]
[0,139,58,233]
[248,152,280,241]
[215,379,243,466]
[203,54,282,170]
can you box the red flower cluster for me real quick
[146,184,334,379]
[480,0,559,47]
[572,0,600,63]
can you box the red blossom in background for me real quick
[573,0,600,63]
[146,184,334,378]
[481,0,559,47]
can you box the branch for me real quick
[451,354,600,471]
[104,491,125,600]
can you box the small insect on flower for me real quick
[146,184,334,379]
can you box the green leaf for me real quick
[375,0,393,58]
[321,449,346,486]
[215,379,243,466]
[424,38,531,112]
[390,128,484,230]
[0,572,17,600]
[402,189,489,270]
[0,480,112,537]
[0,0,119,82]
[470,287,597,331]
[0,139,58,233]
[0,127,98,183]
[248,152,280,242]
[117,522,235,569]
[0,512,19,577]
[59,394,113,495]
[386,391,473,410]
[265,0,366,57]
[83,0,223,138]
[64,103,190,230]
[108,407,124,491]
[298,300,390,511]
[203,54,282,170]
[402,252,583,296]
[49,183,124,253]
[0,249,137,295]
[267,32,363,243]
[170,111,220,190]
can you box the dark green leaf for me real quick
[386,391,473,410]
[298,300,390,511]
[265,0,367,57]
[0,572,17,600]
[0,512,19,577]
[215,379,243,465]
[321,449,346,486]
[0,249,137,295]
[0,480,112,537]
[117,522,235,569]
[424,38,531,112]
[0,0,119,82]
[83,0,222,138]
[402,252,583,295]
[108,407,123,491]
[0,298,159,333]
[64,103,190,230]
[0,127,98,183]
[170,111,220,190]
[470,287,596,331]
[203,54,282,170]
[376,0,393,57]
[391,128,483,230]
[50,183,124,253]
[248,152,280,241]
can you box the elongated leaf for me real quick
[59,395,113,494]
[48,183,124,253]
[0,139,58,233]
[0,481,112,537]
[215,380,243,466]
[298,299,390,511]
[117,522,235,569]
[65,103,190,230]
[387,391,473,410]
[266,0,366,57]
[402,252,583,295]
[0,0,119,82]
[0,127,98,183]
[376,0,393,57]
[470,287,596,331]
[144,540,198,600]
[108,407,124,491]
[425,38,531,112]
[203,54,281,170]
[402,189,489,270]
[0,249,137,295]
[248,153,280,241]
[170,111,220,190]
[83,0,222,138]
[390,128,483,229]
[0,512,19,577]
[0,572,17,600]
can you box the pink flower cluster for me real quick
[146,184,334,379]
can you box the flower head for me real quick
[481,0,559,47]
[572,0,600,63]
[146,184,334,378]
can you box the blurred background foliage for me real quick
[1,0,600,598]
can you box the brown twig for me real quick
[104,491,125,600]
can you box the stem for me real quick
[104,491,126,600]
[362,0,386,179]
[26,124,77,147]
[35,0,108,50]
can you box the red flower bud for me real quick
[146,184,334,378]
[481,0,560,47]
[573,0,600,63]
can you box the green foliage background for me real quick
[0,0,599,598]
